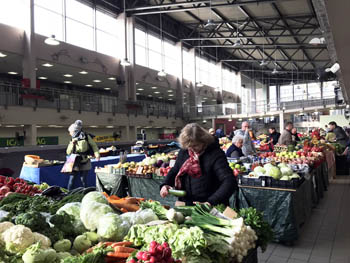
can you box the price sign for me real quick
[169,160,176,168]
[136,166,143,174]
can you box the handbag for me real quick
[61,142,82,173]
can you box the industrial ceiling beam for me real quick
[221,59,330,63]
[181,33,323,41]
[126,0,293,15]
[194,44,327,49]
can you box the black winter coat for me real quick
[161,142,237,206]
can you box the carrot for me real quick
[102,192,109,198]
[111,241,134,247]
[106,252,131,258]
[110,195,121,200]
[114,246,136,253]
[112,202,140,212]
[103,242,115,247]
[120,208,128,213]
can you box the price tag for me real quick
[238,178,242,185]
[169,160,176,168]
[262,180,266,187]
[136,166,143,174]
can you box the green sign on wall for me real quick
[0,138,24,147]
[37,137,59,145]
[0,137,59,147]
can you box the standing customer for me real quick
[160,123,237,206]
[291,128,300,142]
[268,127,280,145]
[234,121,256,156]
[328,121,349,146]
[66,120,100,190]
[225,135,244,158]
[278,122,294,146]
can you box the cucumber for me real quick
[168,189,186,197]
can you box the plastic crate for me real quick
[153,175,166,180]
[126,173,152,179]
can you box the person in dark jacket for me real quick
[328,121,349,146]
[225,135,244,158]
[228,126,237,140]
[160,123,237,206]
[291,128,300,142]
[268,127,280,145]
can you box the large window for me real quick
[135,29,147,66]
[294,84,307,100]
[0,0,29,30]
[323,81,337,98]
[280,85,293,102]
[164,41,180,77]
[222,68,241,95]
[34,0,123,57]
[269,86,277,111]
[307,82,321,99]
[182,50,194,81]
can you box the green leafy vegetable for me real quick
[139,201,168,220]
[238,207,274,252]
[14,212,49,232]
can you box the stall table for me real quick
[20,154,145,189]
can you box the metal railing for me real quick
[191,94,336,119]
[0,83,183,119]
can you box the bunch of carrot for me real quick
[103,193,145,213]
[104,241,137,263]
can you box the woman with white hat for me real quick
[66,120,100,190]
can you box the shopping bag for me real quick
[61,154,81,173]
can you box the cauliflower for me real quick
[33,232,51,249]
[2,225,35,253]
[22,243,57,263]
[0,222,14,236]
[56,252,71,261]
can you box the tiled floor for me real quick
[258,176,350,263]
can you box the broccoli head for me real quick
[14,212,49,232]
[49,212,75,238]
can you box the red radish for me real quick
[156,245,164,254]
[149,256,156,263]
[127,259,136,263]
[136,251,144,260]
[162,242,169,248]
[142,252,150,261]
[150,241,157,248]
[148,247,157,255]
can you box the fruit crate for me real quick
[112,168,126,176]
[270,177,305,189]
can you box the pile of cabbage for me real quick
[250,163,300,180]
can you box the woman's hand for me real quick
[160,185,171,198]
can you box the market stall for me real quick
[19,154,146,189]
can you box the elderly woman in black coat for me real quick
[160,123,237,206]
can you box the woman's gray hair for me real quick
[68,120,83,133]
[232,135,244,144]
[178,123,214,150]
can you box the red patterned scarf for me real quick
[175,149,202,189]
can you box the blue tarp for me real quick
[20,154,145,189]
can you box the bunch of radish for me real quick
[127,241,181,263]
[0,175,41,200]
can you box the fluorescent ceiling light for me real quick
[157,69,167,77]
[167,90,173,93]
[104,87,111,90]
[38,77,47,80]
[148,95,153,97]
[42,63,53,67]
[79,71,88,74]
[0,52,7,58]
[8,72,18,75]
[159,97,163,99]
[202,119,207,123]
[120,58,131,66]
[154,91,160,94]
[137,88,144,91]
[169,94,174,97]
[259,117,263,120]
[64,81,72,84]
[168,99,173,101]
[238,118,243,121]
[90,125,98,128]
[212,99,216,102]
[108,77,116,80]
[63,74,73,77]
[44,35,60,45]
[196,81,204,87]
[151,86,157,89]
[106,126,114,128]
[5,125,17,128]
[85,84,93,87]
[329,63,340,73]
[93,80,102,83]
[136,93,140,95]
[136,82,139,85]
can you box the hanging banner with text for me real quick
[93,135,120,143]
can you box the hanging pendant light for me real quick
[121,0,131,67]
[158,14,167,77]
[44,35,60,46]
[196,81,204,87]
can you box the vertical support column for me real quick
[320,81,324,99]
[218,62,224,115]
[175,42,184,118]
[189,48,196,117]
[24,124,37,146]
[23,0,36,89]
[279,112,284,133]
[125,125,130,142]
[127,16,136,101]
[128,126,136,141]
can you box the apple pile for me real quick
[159,167,172,177]
[228,163,247,177]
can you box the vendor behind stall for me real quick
[328,121,349,146]
[278,122,294,146]
[225,135,244,158]
[66,120,100,190]
[160,123,237,206]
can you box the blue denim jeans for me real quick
[67,170,88,190]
